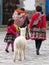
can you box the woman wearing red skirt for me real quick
[29,6,46,55]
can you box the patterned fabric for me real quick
[4,33,16,42]
[30,26,46,40]
[25,26,30,40]
[29,12,46,29]
[13,9,27,27]
[20,16,29,28]
[14,15,27,27]
[14,24,19,32]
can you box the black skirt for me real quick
[4,33,15,42]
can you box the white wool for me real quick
[13,27,27,62]
[14,36,27,51]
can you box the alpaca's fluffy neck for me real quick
[20,32,25,37]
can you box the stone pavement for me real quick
[0,30,49,65]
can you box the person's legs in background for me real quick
[11,42,14,52]
[35,39,42,55]
[5,42,10,53]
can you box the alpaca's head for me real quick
[19,27,26,37]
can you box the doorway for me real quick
[3,0,20,25]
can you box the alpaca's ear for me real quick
[25,26,27,29]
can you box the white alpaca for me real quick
[13,27,27,62]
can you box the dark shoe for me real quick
[5,49,9,53]
[36,49,39,55]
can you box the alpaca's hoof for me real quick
[13,59,15,62]
[18,59,22,61]
[24,57,26,60]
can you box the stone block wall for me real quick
[35,0,46,12]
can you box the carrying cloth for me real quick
[30,13,46,40]
[33,13,42,25]
[13,9,27,27]
[14,14,27,27]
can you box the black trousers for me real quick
[25,26,29,37]
[35,40,42,50]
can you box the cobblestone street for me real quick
[0,30,49,65]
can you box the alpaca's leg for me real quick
[18,49,22,61]
[23,46,26,60]
[13,51,17,62]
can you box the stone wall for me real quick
[19,0,46,18]
[35,0,46,12]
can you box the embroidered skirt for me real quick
[30,26,46,40]
[4,33,16,42]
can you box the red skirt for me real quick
[30,27,46,40]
